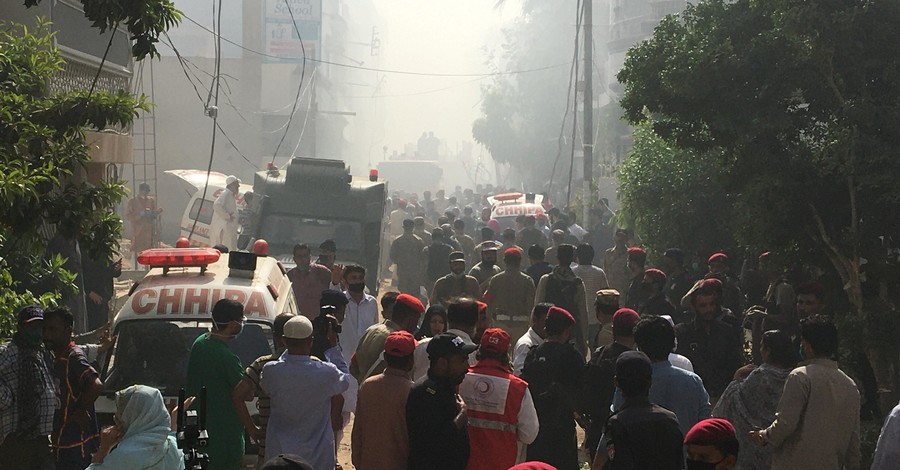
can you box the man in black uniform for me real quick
[522,306,585,470]
[641,268,677,318]
[581,308,639,460]
[406,332,477,470]
[591,351,684,470]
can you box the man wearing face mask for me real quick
[406,332,478,470]
[684,418,739,470]
[0,306,57,467]
[431,252,480,307]
[186,299,247,470]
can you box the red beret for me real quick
[612,308,640,331]
[398,198,407,206]
[384,331,417,357]
[707,252,728,264]
[508,463,557,470]
[684,418,737,446]
[504,247,522,259]
[701,277,723,291]
[627,247,645,255]
[643,268,667,284]
[758,251,771,261]
[546,306,575,326]
[395,294,425,315]
[476,301,488,314]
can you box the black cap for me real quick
[403,218,415,228]
[449,251,466,262]
[426,332,477,360]
[320,290,349,307]
[319,239,336,252]
[259,454,314,470]
[616,350,652,382]
[17,305,44,324]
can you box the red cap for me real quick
[627,247,645,255]
[684,418,737,445]
[546,306,575,326]
[479,328,510,354]
[175,237,190,248]
[503,247,522,259]
[612,308,640,331]
[384,331,417,357]
[395,294,425,315]
[708,252,728,264]
[643,268,667,284]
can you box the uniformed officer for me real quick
[406,332,478,470]
[390,219,426,298]
[592,351,684,470]
[483,248,536,342]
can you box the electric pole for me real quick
[582,0,594,228]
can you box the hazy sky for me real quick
[372,0,521,155]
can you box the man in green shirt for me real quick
[186,298,247,469]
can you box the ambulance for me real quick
[96,245,298,457]
[165,169,255,247]
[488,192,545,231]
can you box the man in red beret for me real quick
[352,331,417,470]
[704,252,744,316]
[350,293,424,383]
[641,268,676,317]
[582,308,640,460]
[483,248,536,342]
[521,306,585,469]
[624,247,647,310]
[684,418,739,469]
[459,329,539,470]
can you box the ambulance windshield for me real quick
[103,320,272,396]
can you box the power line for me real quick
[548,0,584,198]
[270,0,308,161]
[180,13,568,78]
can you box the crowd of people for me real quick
[2,184,899,470]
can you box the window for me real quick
[103,320,272,396]
[189,199,215,225]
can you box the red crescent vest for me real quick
[459,358,529,470]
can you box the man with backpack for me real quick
[521,306,585,470]
[535,244,589,357]
[580,308,639,461]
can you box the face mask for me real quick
[686,459,721,470]
[348,282,365,293]
[22,329,43,348]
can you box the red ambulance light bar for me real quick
[493,192,525,202]
[137,248,221,275]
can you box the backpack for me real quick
[544,274,582,317]
[521,344,572,427]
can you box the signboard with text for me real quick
[263,0,321,62]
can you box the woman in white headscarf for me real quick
[88,385,190,469]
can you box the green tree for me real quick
[618,0,900,394]
[617,122,736,256]
[0,21,148,338]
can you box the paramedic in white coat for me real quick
[211,175,241,249]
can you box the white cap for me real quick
[225,175,241,186]
[282,316,313,339]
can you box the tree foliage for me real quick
[24,0,181,59]
[0,21,146,338]
[617,0,900,391]
[617,122,736,256]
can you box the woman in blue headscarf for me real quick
[88,385,187,469]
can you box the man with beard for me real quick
[469,246,502,292]
[431,252,481,306]
[406,332,477,470]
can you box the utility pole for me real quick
[582,0,594,228]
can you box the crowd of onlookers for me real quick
[3,184,899,469]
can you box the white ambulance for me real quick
[165,169,255,247]
[488,192,546,231]
[96,246,298,456]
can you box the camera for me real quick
[177,387,210,470]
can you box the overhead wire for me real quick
[180,13,568,78]
[548,0,584,199]
[188,0,225,241]
[270,0,308,162]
